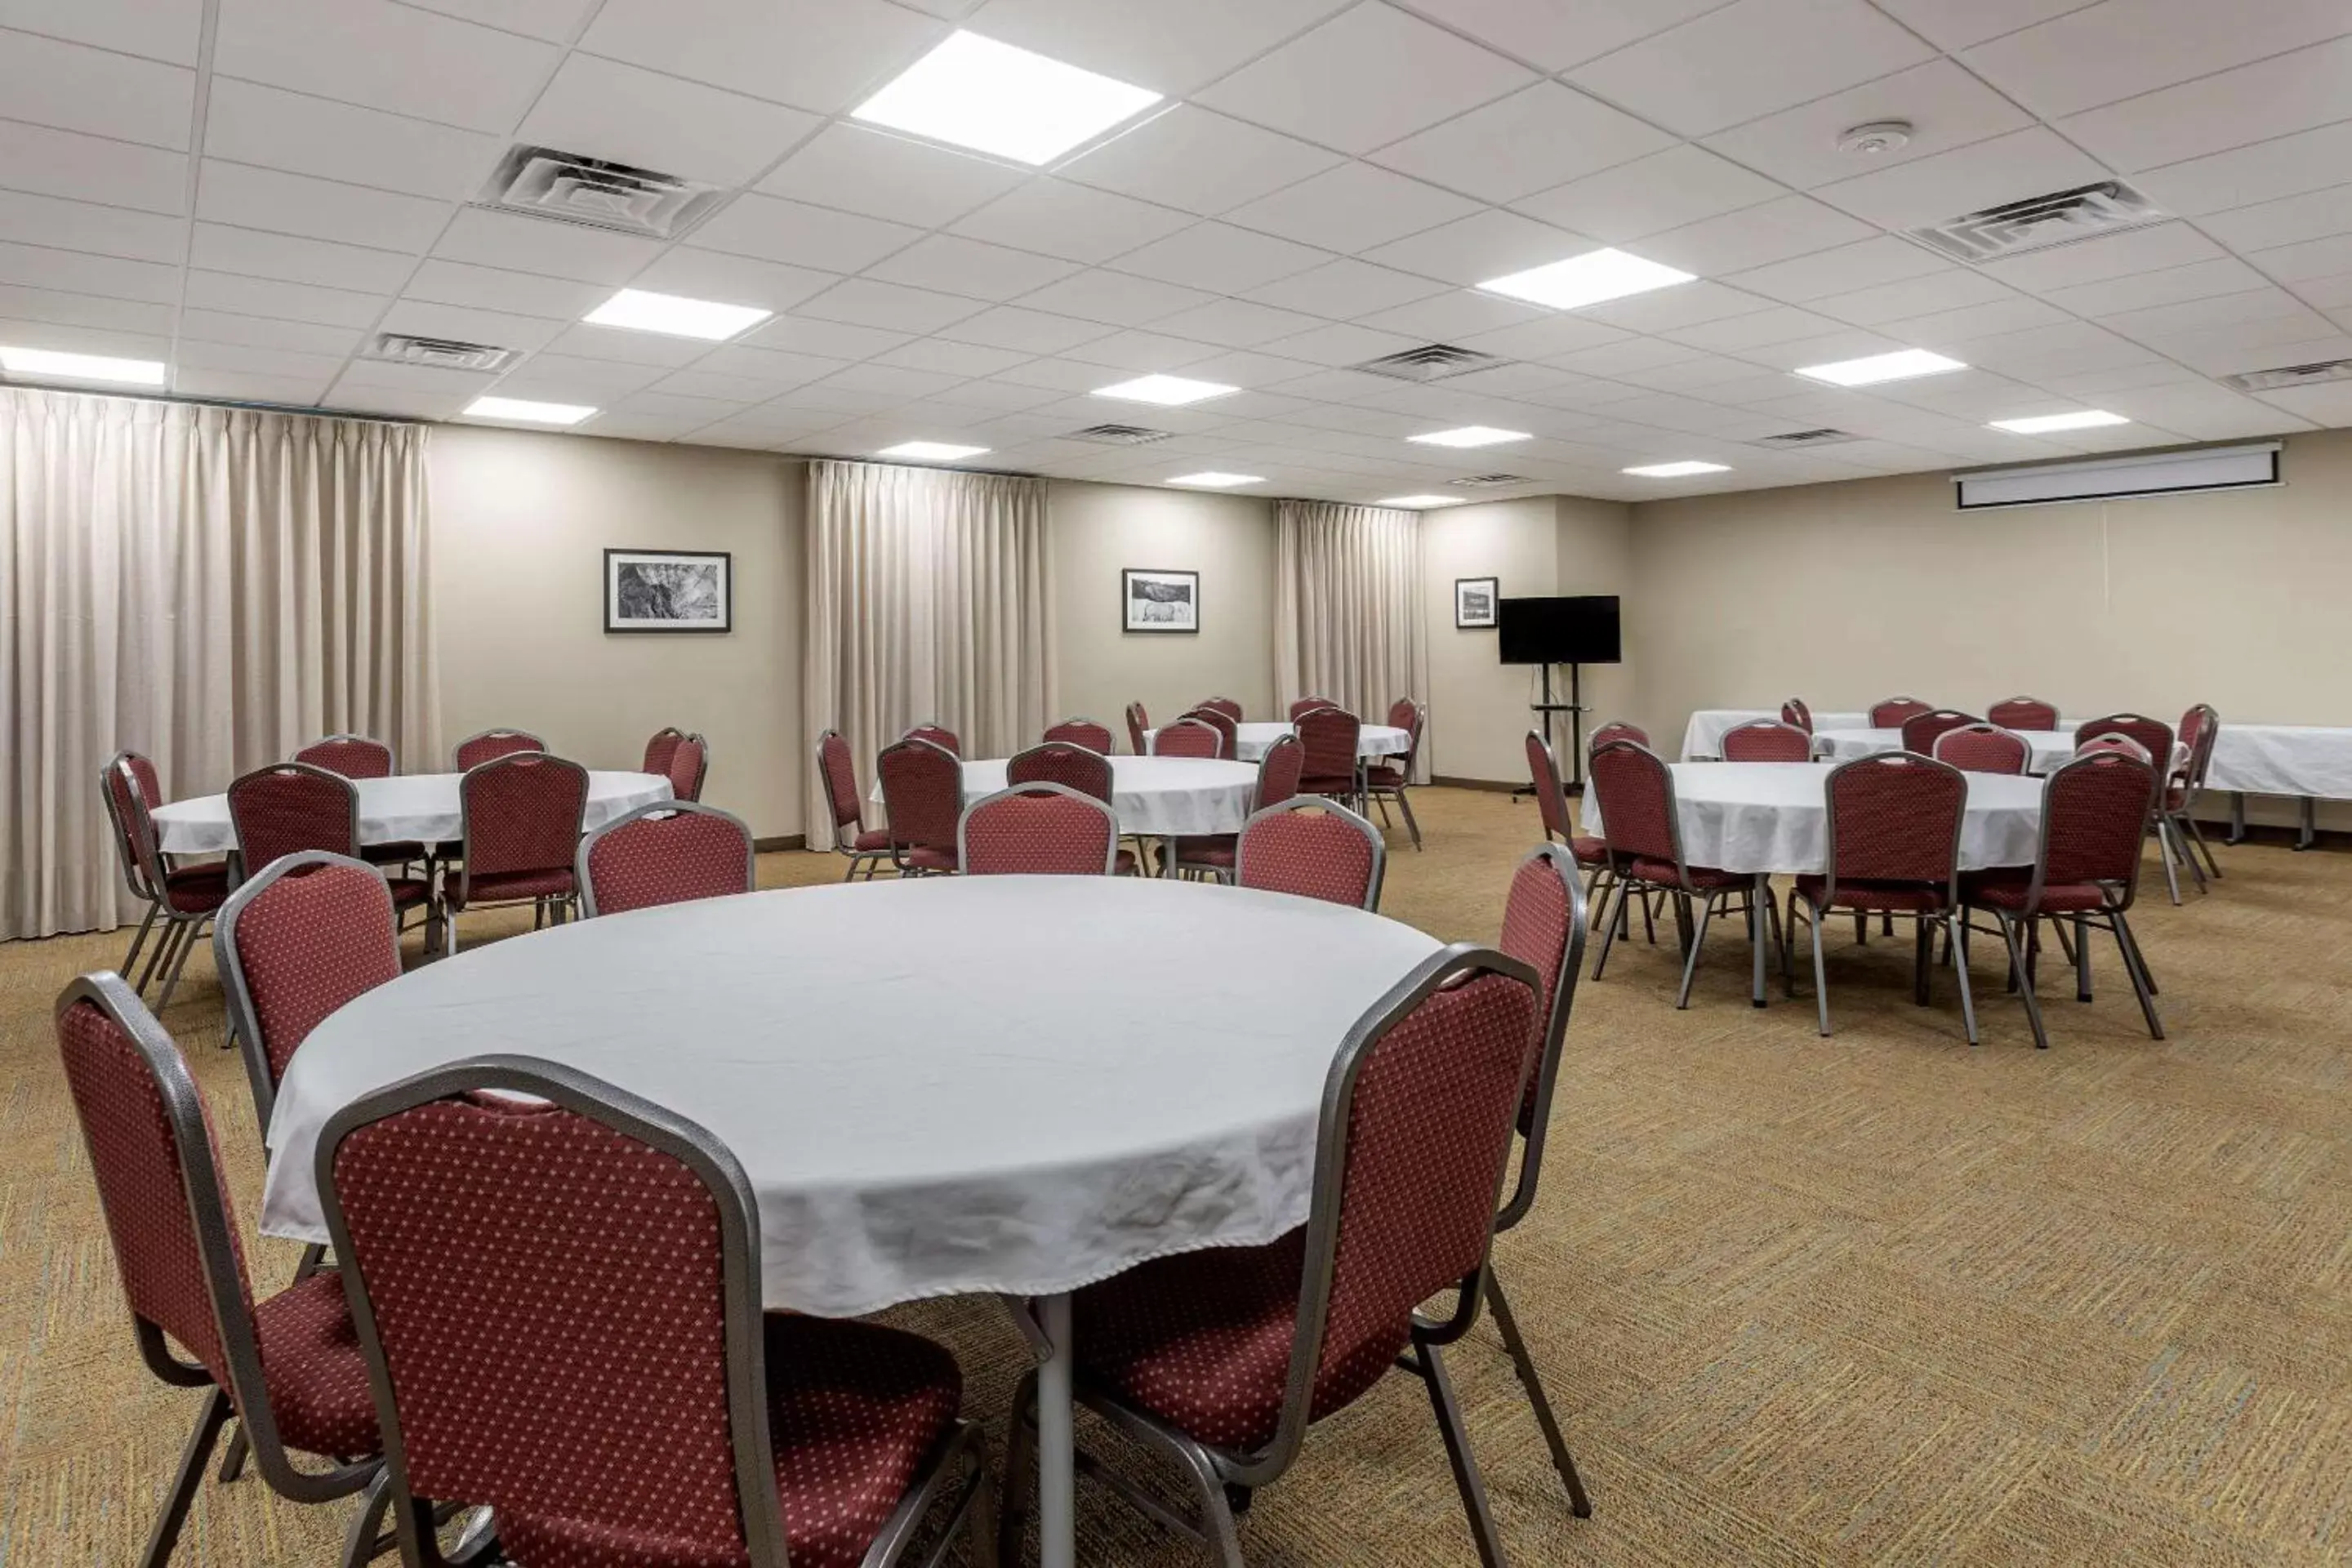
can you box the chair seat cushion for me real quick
[385,875,434,911]
[1569,835,1609,866]
[1298,775,1356,795]
[162,862,230,914]
[363,840,426,866]
[251,1272,378,1459]
[1624,857,1747,892]
[1072,1229,1402,1454]
[1793,875,1948,913]
[903,844,957,873]
[1962,871,2110,914]
[1363,763,1407,788]
[445,866,573,909]
[849,828,893,853]
[1174,834,1236,868]
[498,1314,961,1568]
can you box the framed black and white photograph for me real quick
[604,549,731,634]
[1123,568,1199,634]
[1455,577,1499,629]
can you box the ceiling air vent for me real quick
[1350,343,1504,382]
[2221,359,2352,393]
[364,332,518,374]
[1069,423,1174,445]
[1755,427,1862,448]
[474,145,727,240]
[1910,180,2164,263]
[1448,472,1532,488]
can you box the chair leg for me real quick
[1396,786,1422,850]
[1674,891,1718,1009]
[156,919,203,1014]
[1949,915,1979,1046]
[121,902,158,979]
[339,1469,395,1568]
[2183,812,2223,878]
[2074,914,2092,1002]
[1418,1340,1509,1568]
[2153,821,2182,906]
[1913,917,1932,1006]
[1854,910,1867,946]
[1589,880,1628,981]
[2114,908,2159,997]
[1994,912,2049,1049]
[1808,904,1831,1036]
[1779,893,1798,1000]
[136,917,183,995]
[2113,915,2164,1040]
[996,1370,1036,1567]
[140,1388,230,1568]
[1486,1272,1592,1518]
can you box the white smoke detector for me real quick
[1837,120,1913,157]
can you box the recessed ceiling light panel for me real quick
[1375,494,1464,509]
[1794,349,1967,386]
[464,396,596,425]
[877,440,991,461]
[1409,425,1530,449]
[585,288,771,341]
[0,346,166,386]
[1477,248,1695,311]
[1168,471,1263,488]
[1989,410,2131,434]
[853,30,1162,166]
[1624,461,1731,478]
[1091,374,1236,407]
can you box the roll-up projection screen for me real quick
[1954,443,2280,510]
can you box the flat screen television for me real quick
[1498,595,1621,665]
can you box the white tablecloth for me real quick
[1584,761,2043,875]
[260,876,1442,1316]
[1813,727,2078,773]
[1682,710,1868,760]
[875,755,1259,836]
[2205,724,2352,800]
[1143,722,1411,762]
[150,770,673,855]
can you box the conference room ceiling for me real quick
[3,0,2351,503]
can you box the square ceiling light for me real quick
[1375,494,1464,509]
[1624,461,1730,477]
[1092,374,1236,407]
[1168,471,1263,487]
[1795,349,1966,386]
[852,30,1162,166]
[1989,409,2130,434]
[585,288,771,341]
[877,440,990,461]
[1477,248,1694,311]
[0,345,166,386]
[1409,425,1530,448]
[464,396,596,425]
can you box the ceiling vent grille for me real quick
[474,145,727,240]
[1448,472,1532,488]
[1910,180,2165,263]
[363,332,518,373]
[1350,342,1504,382]
[1069,423,1174,445]
[1754,427,1862,448]
[2221,359,2352,393]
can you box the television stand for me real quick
[1516,663,1589,799]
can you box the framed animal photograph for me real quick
[1455,577,1499,629]
[605,549,732,634]
[1123,568,1199,634]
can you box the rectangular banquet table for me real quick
[2204,724,2352,849]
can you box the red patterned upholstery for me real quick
[2172,703,2219,809]
[1198,697,1245,723]
[2074,714,2173,776]
[1288,697,1337,722]
[1570,835,1607,867]
[1797,754,1965,921]
[1624,857,1745,891]
[1933,724,2029,774]
[644,728,687,776]
[1588,721,1647,751]
[2077,734,2149,764]
[666,734,710,802]
[1963,753,2154,920]
[1955,871,2108,914]
[296,736,394,779]
[904,723,960,756]
[121,751,163,808]
[1585,742,1675,867]
[1780,698,1812,733]
[1007,741,1114,802]
[1150,719,1221,759]
[251,1272,380,1457]
[1236,804,1379,908]
[102,755,159,897]
[960,786,1116,875]
[1257,733,1305,808]
[1125,702,1148,755]
[1900,709,1980,757]
[165,862,232,914]
[1721,720,1811,762]
[452,753,588,910]
[817,730,868,834]
[1498,851,1576,1134]
[454,729,545,771]
[1295,707,1361,795]
[448,868,574,908]
[225,859,401,1092]
[1525,731,1572,844]
[583,807,754,915]
[1988,697,2060,731]
[229,763,358,871]
[1181,706,1238,758]
[1043,718,1116,754]
[1869,697,1932,727]
[876,738,962,872]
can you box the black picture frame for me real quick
[1123,568,1199,635]
[604,548,733,634]
[1455,577,1499,630]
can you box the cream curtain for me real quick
[1274,499,1429,778]
[804,461,1054,848]
[1,389,438,939]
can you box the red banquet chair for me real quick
[1043,716,1116,755]
[642,726,687,776]
[101,751,229,1009]
[2077,733,2149,763]
[1009,743,1141,872]
[665,732,710,803]
[1780,698,1813,733]
[451,728,543,771]
[1174,734,1303,883]
[1182,705,1240,759]
[904,721,961,757]
[1365,697,1426,850]
[442,752,590,952]
[2169,703,2223,884]
[1295,706,1363,810]
[1900,709,1980,757]
[2075,712,2187,904]
[958,782,1120,875]
[1961,749,2163,1050]
[1196,696,1245,723]
[876,736,964,875]
[1783,754,1976,1042]
[1236,797,1385,911]
[295,734,394,779]
[56,973,392,1568]
[1934,724,2030,775]
[1869,697,1932,728]
[1149,717,1223,759]
[1125,701,1149,756]
[816,728,895,881]
[999,946,1550,1567]
[315,1058,990,1568]
[1987,696,2060,732]
[1586,740,1769,1006]
[577,800,755,917]
[1588,720,1648,751]
[1528,729,1656,951]
[1720,719,1812,763]
[1287,695,1337,723]
[227,763,433,938]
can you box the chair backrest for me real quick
[1042,717,1116,755]
[296,734,394,779]
[904,722,960,757]
[1386,698,1425,770]
[642,727,686,775]
[2076,733,2150,764]
[1124,702,1148,755]
[1148,718,1222,759]
[1720,719,1812,763]
[101,752,165,901]
[1586,741,1681,870]
[815,728,866,834]
[666,733,710,802]
[875,737,964,858]
[1987,697,2060,732]
[1181,706,1239,758]
[1869,697,1931,727]
[1932,724,2029,775]
[457,753,590,893]
[452,728,545,771]
[1197,697,1244,722]
[2074,713,2173,782]
[1494,846,1587,1232]
[1822,754,1965,893]
[1256,734,1306,810]
[1523,731,1571,844]
[1236,799,1385,910]
[578,801,755,918]
[1295,706,1361,781]
[1900,709,1980,756]
[958,784,1120,875]
[1006,741,1114,802]
[1588,720,1647,751]
[2178,703,2220,787]
[318,1058,791,1567]
[228,761,360,873]
[1289,697,1337,723]
[1780,698,1812,733]
[215,852,403,1128]
[2031,751,2159,910]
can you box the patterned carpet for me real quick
[3,786,2347,1566]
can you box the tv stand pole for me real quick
[1528,662,1588,794]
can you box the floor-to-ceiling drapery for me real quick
[0,389,438,939]
[1275,499,1429,778]
[804,461,1054,848]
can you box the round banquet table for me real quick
[875,755,1260,835]
[149,770,673,856]
[261,875,1441,1568]
[1812,726,2077,773]
[1144,721,1411,762]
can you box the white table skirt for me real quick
[150,770,673,856]
[1682,710,1868,760]
[1813,727,2078,773]
[2205,724,2352,801]
[1143,722,1411,762]
[261,876,1442,1316]
[1584,761,2043,875]
[874,755,1260,836]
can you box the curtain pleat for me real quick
[0,388,439,939]
[1274,500,1429,780]
[803,461,1054,849]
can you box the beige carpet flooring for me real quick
[2,786,2348,1566]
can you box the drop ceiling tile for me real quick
[375,298,567,353]
[0,120,187,215]
[814,362,965,398]
[947,180,1192,265]
[686,343,852,387]
[185,270,386,327]
[869,337,1035,377]
[864,234,1083,302]
[1363,208,1592,286]
[577,0,942,114]
[0,285,176,336]
[1824,130,2117,236]
[1108,222,1326,295]
[746,317,915,359]
[1962,0,2352,121]
[2249,380,2352,427]
[492,354,672,398]
[1637,195,1875,277]
[1390,0,1739,73]
[1352,288,1547,342]
[172,368,332,404]
[923,378,1067,412]
[1946,319,2163,378]
[1972,221,2222,295]
[0,0,205,65]
[2059,36,2352,172]
[1366,83,1676,206]
[0,189,184,265]
[1170,350,1326,388]
[200,79,503,202]
[434,207,664,285]
[1196,4,1535,155]
[690,195,922,275]
[0,25,193,149]
[1241,259,1448,320]
[1059,106,1343,216]
[2037,359,2202,396]
[1452,314,1633,360]
[1566,0,1931,138]
[2302,272,2352,310]
[2131,123,2352,219]
[173,340,348,381]
[1860,0,2093,50]
[796,277,988,333]
[399,0,597,42]
[194,162,451,256]
[1723,236,1953,303]
[625,247,838,314]
[0,239,180,304]
[1512,145,1780,243]
[2041,256,2275,318]
[1814,268,2018,326]
[604,390,749,424]
[177,310,363,354]
[2158,325,2350,378]
[2201,185,2352,254]
[1881,295,2075,349]
[191,222,417,295]
[213,0,556,135]
[936,304,1116,353]
[403,258,610,319]
[1145,298,1329,350]
[2096,376,2315,434]
[1058,329,1222,372]
[515,54,822,187]
[963,0,1351,95]
[1224,163,1480,256]
[2094,286,2317,343]
[759,124,1026,227]
[1700,61,2034,192]
[987,356,1122,392]
[1259,321,1422,368]
[1663,305,1851,352]
[539,321,711,367]
[2247,232,2352,284]
[1581,279,1780,333]
[583,413,706,442]
[1015,268,1217,327]
[1719,327,1902,369]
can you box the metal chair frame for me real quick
[1196,697,1245,723]
[1174,737,1303,884]
[297,734,398,777]
[642,726,688,774]
[1234,797,1388,911]
[1148,718,1224,758]
[1899,709,1981,758]
[449,728,545,772]
[1043,717,1116,755]
[2075,713,2189,905]
[1869,697,1932,728]
[1780,698,1812,733]
[445,752,589,953]
[1181,706,1240,760]
[1931,724,2030,775]
[904,721,962,756]
[576,800,756,918]
[957,782,1121,876]
[1986,697,2060,732]
[103,755,221,1013]
[817,728,894,882]
[2165,703,2224,889]
[1125,702,1149,756]
[1585,741,1775,1008]
[227,761,366,884]
[1719,719,1815,763]
[667,732,711,803]
[877,736,965,876]
[1365,700,1425,850]
[1008,741,1115,802]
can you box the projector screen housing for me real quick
[1954,443,2280,510]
